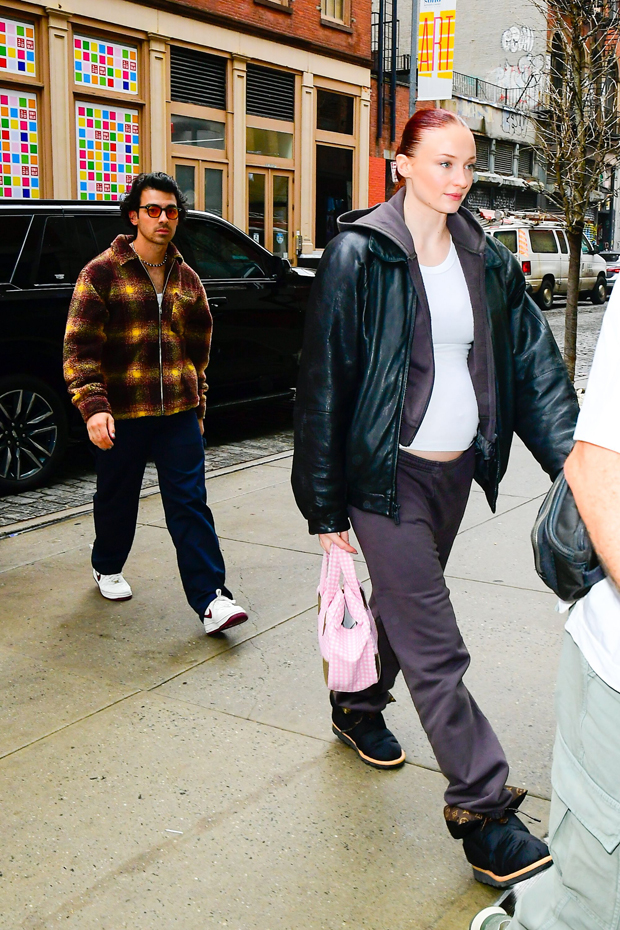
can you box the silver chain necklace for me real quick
[131,242,167,267]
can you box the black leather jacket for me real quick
[292,192,579,535]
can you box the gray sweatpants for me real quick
[511,633,620,930]
[333,448,512,814]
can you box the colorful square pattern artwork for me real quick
[0,17,36,76]
[74,36,137,94]
[76,103,140,201]
[0,91,39,199]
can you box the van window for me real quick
[557,230,568,254]
[529,229,558,253]
[0,215,31,282]
[493,230,517,253]
[582,237,593,254]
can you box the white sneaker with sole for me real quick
[203,589,248,635]
[93,568,133,601]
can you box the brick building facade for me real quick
[0,0,373,259]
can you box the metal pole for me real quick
[377,0,385,141]
[390,0,398,142]
[409,0,419,116]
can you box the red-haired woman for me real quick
[292,109,578,888]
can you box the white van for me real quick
[485,220,607,309]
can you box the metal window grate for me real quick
[518,146,533,177]
[494,141,515,176]
[170,46,227,110]
[246,64,295,122]
[475,136,491,171]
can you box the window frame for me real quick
[68,22,146,201]
[245,114,294,170]
[320,0,351,26]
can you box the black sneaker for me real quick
[330,695,406,770]
[462,813,552,888]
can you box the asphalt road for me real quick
[0,295,607,530]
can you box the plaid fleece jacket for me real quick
[63,235,212,422]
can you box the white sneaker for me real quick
[203,589,248,635]
[93,568,133,601]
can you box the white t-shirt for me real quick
[405,240,479,452]
[565,285,620,692]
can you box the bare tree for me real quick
[531,0,620,380]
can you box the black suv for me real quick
[0,202,314,495]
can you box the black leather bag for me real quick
[531,470,605,602]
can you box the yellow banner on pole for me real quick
[417,0,457,101]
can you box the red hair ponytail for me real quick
[396,108,469,180]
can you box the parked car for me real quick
[598,250,620,292]
[485,220,608,310]
[0,201,314,495]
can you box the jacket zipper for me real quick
[391,287,417,524]
[138,258,176,415]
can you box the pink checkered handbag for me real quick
[317,546,380,693]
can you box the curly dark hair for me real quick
[119,172,188,232]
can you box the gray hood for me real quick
[337,185,487,259]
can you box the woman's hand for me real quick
[319,531,357,555]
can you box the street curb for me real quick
[0,449,293,540]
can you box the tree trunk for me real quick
[564,227,583,382]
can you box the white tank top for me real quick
[405,240,479,453]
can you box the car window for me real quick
[493,230,517,253]
[0,215,31,283]
[175,218,267,279]
[86,213,127,256]
[581,237,593,255]
[557,230,569,254]
[71,216,99,269]
[529,229,559,254]
[35,217,83,286]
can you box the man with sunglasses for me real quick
[63,172,248,634]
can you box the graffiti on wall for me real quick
[501,25,535,54]
[487,24,546,108]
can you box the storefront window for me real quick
[0,16,36,76]
[246,127,293,159]
[175,164,195,208]
[315,145,352,248]
[76,102,140,200]
[0,90,39,199]
[172,114,225,150]
[205,167,223,216]
[248,172,266,246]
[74,36,138,95]
[317,90,353,134]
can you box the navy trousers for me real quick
[91,409,229,617]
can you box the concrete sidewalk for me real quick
[0,440,561,930]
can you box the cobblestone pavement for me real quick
[0,403,294,529]
[0,297,607,530]
[546,297,606,382]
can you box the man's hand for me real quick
[565,440,620,588]
[198,418,204,437]
[319,531,357,555]
[87,412,115,450]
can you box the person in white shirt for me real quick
[471,280,620,930]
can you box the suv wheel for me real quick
[590,275,607,305]
[0,375,68,495]
[536,277,555,311]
